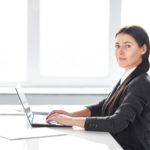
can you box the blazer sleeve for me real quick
[86,98,106,116]
[84,81,147,133]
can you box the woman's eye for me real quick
[115,45,120,48]
[125,45,131,48]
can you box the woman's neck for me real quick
[124,66,136,73]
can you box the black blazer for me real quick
[85,73,150,150]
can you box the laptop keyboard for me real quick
[33,114,63,126]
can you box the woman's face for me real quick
[115,33,146,71]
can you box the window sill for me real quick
[0,87,111,94]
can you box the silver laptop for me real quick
[15,84,70,127]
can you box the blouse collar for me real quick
[120,67,136,84]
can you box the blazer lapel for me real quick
[101,80,121,116]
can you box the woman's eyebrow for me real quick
[123,41,133,44]
[115,41,133,45]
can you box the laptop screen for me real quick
[15,84,34,125]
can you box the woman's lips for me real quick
[119,58,126,61]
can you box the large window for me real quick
[0,0,120,88]
[39,0,113,87]
[2,0,149,89]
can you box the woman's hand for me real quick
[46,109,73,119]
[46,113,74,126]
[46,107,90,127]
[46,112,86,128]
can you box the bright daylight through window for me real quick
[0,0,27,82]
[40,0,110,78]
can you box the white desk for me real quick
[0,105,123,150]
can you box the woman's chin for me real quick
[118,64,127,68]
[118,64,130,70]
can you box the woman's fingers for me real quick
[46,113,73,126]
[46,113,60,122]
[46,109,70,119]
[46,110,62,119]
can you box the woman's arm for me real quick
[46,99,106,127]
[84,82,148,133]
[71,107,91,117]
[46,107,91,119]
[46,107,90,127]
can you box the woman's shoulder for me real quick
[131,73,150,84]
[128,73,150,91]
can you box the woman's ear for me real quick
[141,44,147,55]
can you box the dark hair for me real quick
[106,25,150,115]
[116,25,150,71]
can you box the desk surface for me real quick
[0,105,123,150]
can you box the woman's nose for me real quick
[118,47,124,55]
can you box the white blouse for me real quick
[120,67,136,84]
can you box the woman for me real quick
[46,25,150,150]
